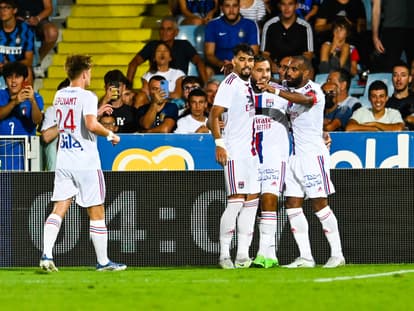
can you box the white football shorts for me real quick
[51,169,106,207]
[224,155,260,196]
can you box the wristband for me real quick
[214,138,226,149]
[106,131,115,141]
[275,88,280,96]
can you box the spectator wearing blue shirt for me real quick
[322,81,352,131]
[0,0,35,83]
[137,75,179,133]
[204,0,259,75]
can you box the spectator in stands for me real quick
[239,0,267,26]
[204,0,259,75]
[121,82,137,107]
[371,0,414,72]
[386,61,414,130]
[322,81,352,131]
[99,114,119,133]
[177,0,218,25]
[0,61,42,133]
[260,0,313,74]
[127,16,208,84]
[345,80,405,131]
[318,17,360,77]
[137,75,179,133]
[314,0,366,52]
[0,0,35,83]
[296,0,320,25]
[327,68,361,112]
[16,0,58,71]
[204,78,220,112]
[179,75,203,114]
[141,42,185,100]
[175,88,210,133]
[99,69,139,133]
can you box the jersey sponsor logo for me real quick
[59,133,83,151]
[0,45,22,55]
[112,146,195,170]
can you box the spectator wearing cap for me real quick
[98,69,139,133]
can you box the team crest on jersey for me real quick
[238,29,245,38]
[266,98,274,108]
[238,181,245,189]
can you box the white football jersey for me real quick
[53,86,101,170]
[253,90,289,164]
[213,72,255,158]
[287,80,326,154]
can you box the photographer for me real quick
[322,81,352,131]
[98,69,139,133]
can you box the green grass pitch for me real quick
[1,264,413,310]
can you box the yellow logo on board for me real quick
[112,146,195,171]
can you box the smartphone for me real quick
[109,80,120,101]
[160,80,169,98]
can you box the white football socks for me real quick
[42,213,62,258]
[90,219,109,266]
[315,205,343,258]
[257,211,277,259]
[219,199,244,259]
[236,198,259,259]
[286,207,313,260]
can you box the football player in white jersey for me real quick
[208,44,260,269]
[40,55,127,272]
[282,55,345,268]
[251,55,318,268]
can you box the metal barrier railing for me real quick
[0,135,40,171]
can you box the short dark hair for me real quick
[0,0,17,9]
[2,61,28,79]
[254,53,270,64]
[330,68,351,91]
[149,75,166,83]
[182,76,203,89]
[103,69,128,86]
[188,88,207,101]
[233,43,254,57]
[368,80,388,96]
[392,60,410,72]
[292,55,313,72]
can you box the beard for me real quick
[286,75,303,88]
[250,78,261,93]
[238,68,251,81]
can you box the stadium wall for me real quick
[0,169,413,267]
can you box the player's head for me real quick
[251,54,272,91]
[65,54,92,86]
[285,55,312,88]
[232,43,254,80]
[278,56,292,82]
[221,0,240,24]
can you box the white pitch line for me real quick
[314,269,414,283]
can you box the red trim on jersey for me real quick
[306,90,317,105]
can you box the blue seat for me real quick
[176,25,205,57]
[314,73,328,85]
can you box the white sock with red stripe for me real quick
[257,211,277,259]
[286,208,313,260]
[236,198,259,259]
[90,220,109,265]
[43,213,62,258]
[219,199,244,259]
[315,205,343,257]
